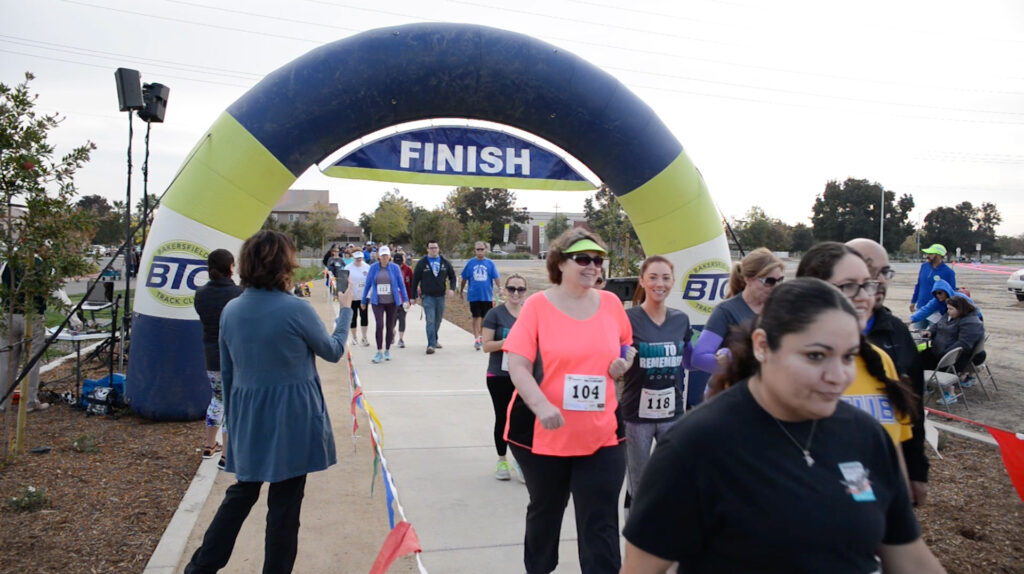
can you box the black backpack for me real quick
[85,386,116,416]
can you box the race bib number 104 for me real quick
[563,374,606,411]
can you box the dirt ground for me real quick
[0,258,1020,573]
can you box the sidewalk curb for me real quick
[142,453,222,573]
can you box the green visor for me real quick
[563,238,607,255]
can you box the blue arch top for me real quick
[227,23,682,196]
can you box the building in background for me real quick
[516,211,588,256]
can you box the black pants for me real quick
[921,346,984,373]
[184,474,307,574]
[395,304,407,333]
[510,443,626,574]
[350,300,368,328]
[486,375,515,456]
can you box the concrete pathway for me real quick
[153,286,616,573]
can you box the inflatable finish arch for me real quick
[128,23,730,420]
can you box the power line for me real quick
[0,36,262,80]
[165,0,365,33]
[59,0,327,45]
[0,48,253,89]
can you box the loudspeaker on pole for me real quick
[114,68,144,111]
[138,83,170,123]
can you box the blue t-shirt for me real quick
[427,256,441,277]
[461,258,499,302]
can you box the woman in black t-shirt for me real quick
[480,273,528,482]
[622,278,945,574]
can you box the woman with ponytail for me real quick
[691,248,784,376]
[621,256,693,502]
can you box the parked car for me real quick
[490,249,506,256]
[1007,268,1024,301]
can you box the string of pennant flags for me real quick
[926,408,1024,503]
[345,346,428,574]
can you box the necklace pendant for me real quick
[803,452,815,467]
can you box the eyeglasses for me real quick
[475,248,485,251]
[876,268,895,280]
[833,280,881,297]
[757,276,784,288]
[506,286,527,294]
[570,254,604,267]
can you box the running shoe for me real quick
[959,376,975,389]
[398,340,405,348]
[495,460,511,481]
[372,352,384,364]
[509,458,526,484]
[361,337,370,347]
[938,392,959,406]
[434,342,443,349]
[384,350,391,361]
[426,347,435,355]
[217,456,226,471]
[474,337,482,351]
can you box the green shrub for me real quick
[8,485,49,512]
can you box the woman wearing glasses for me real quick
[481,273,530,481]
[503,228,633,574]
[796,242,916,465]
[692,248,784,380]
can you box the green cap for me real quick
[563,238,607,255]
[922,244,947,256]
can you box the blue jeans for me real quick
[422,295,445,348]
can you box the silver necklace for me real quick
[771,417,818,467]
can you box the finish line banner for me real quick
[322,126,595,191]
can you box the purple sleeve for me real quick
[691,329,725,374]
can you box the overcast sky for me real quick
[3,0,1023,238]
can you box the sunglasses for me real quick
[757,276,784,287]
[834,280,881,298]
[570,253,604,267]
[475,248,486,251]
[506,286,527,294]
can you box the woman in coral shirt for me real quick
[503,228,634,574]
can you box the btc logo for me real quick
[680,259,730,315]
[144,240,209,307]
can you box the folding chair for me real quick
[923,347,967,412]
[964,334,998,397]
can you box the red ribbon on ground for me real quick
[926,408,1024,502]
[368,519,422,573]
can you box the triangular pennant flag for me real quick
[984,426,1024,503]
[369,521,422,574]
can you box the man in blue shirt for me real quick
[910,244,956,326]
[459,241,501,350]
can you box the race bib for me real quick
[638,387,675,419]
[563,374,606,411]
[377,283,391,296]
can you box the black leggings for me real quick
[372,302,397,350]
[486,375,515,456]
[350,300,368,328]
[510,443,625,574]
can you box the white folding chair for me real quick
[923,347,967,412]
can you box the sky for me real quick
[2,0,1023,238]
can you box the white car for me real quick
[1008,268,1024,301]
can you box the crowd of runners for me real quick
[184,227,963,573]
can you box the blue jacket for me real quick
[911,261,956,310]
[219,288,352,482]
[910,279,982,323]
[362,262,409,306]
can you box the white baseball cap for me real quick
[353,251,364,258]
[379,246,391,256]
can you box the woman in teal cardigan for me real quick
[185,231,353,574]
[360,246,409,363]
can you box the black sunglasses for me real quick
[570,253,604,267]
[506,286,527,294]
[757,276,784,288]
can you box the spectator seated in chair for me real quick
[919,296,985,381]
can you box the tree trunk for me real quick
[13,313,31,455]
